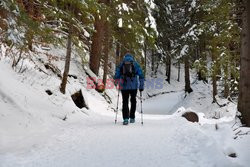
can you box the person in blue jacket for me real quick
[114,53,144,125]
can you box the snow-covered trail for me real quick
[0,112,239,167]
[0,60,247,167]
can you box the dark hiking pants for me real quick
[121,89,137,120]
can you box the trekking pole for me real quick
[140,91,143,125]
[115,90,120,124]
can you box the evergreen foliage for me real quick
[0,0,244,99]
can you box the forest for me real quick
[0,0,250,166]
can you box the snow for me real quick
[118,18,123,28]
[144,0,157,35]
[143,91,184,115]
[117,3,130,13]
[83,29,90,38]
[178,45,189,58]
[6,18,25,45]
[166,5,172,15]
[0,45,249,167]
[146,14,157,31]
[189,0,197,11]
[145,0,156,9]
[0,44,6,58]
[121,3,129,12]
[0,116,241,167]
[191,0,197,8]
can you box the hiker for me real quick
[114,53,144,125]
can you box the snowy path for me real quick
[0,113,239,167]
[0,61,246,167]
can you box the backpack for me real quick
[121,61,135,78]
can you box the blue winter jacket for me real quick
[114,54,144,90]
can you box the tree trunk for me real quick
[224,63,230,98]
[211,51,218,103]
[120,45,127,59]
[166,55,171,84]
[168,57,171,83]
[212,74,217,103]
[89,17,105,76]
[177,61,180,82]
[238,0,250,126]
[184,55,193,93]
[102,22,110,87]
[155,54,160,76]
[165,56,168,77]
[26,31,33,51]
[115,42,120,66]
[89,0,110,75]
[151,50,155,77]
[141,51,144,73]
[144,44,147,76]
[60,29,72,94]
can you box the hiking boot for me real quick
[130,118,135,123]
[123,119,129,125]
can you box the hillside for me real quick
[0,44,249,167]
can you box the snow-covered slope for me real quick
[0,44,250,167]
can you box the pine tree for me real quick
[238,0,250,126]
[41,0,95,94]
[89,0,108,76]
[153,0,172,83]
[199,0,240,101]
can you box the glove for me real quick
[139,89,144,92]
